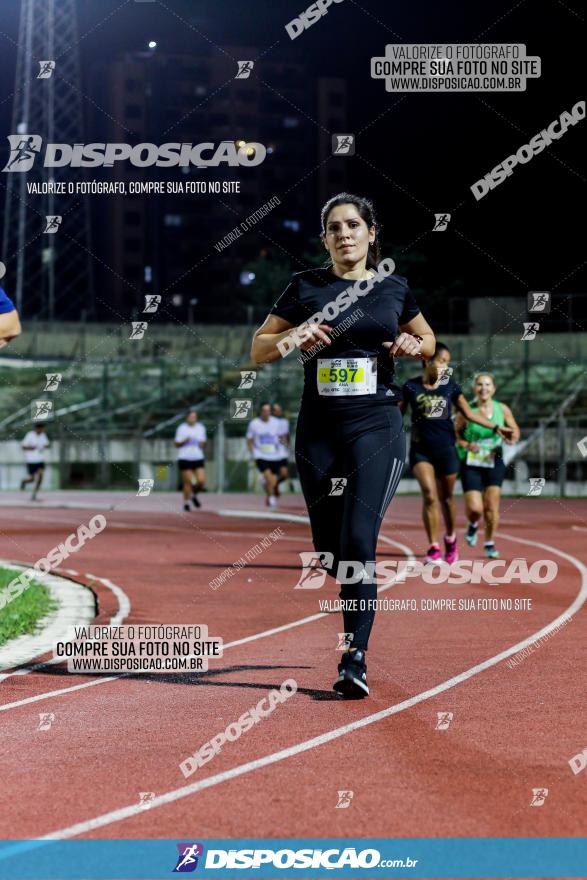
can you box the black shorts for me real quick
[178,459,205,471]
[409,444,459,476]
[460,455,506,492]
[255,459,281,475]
[27,462,44,475]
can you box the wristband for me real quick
[492,424,499,433]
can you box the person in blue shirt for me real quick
[0,287,21,347]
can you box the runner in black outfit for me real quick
[400,345,513,564]
[251,193,436,698]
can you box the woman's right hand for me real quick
[298,323,333,351]
[468,442,480,453]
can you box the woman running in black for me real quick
[401,345,513,564]
[251,193,435,698]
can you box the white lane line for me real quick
[40,531,586,840]
[0,573,131,686]
[204,530,304,542]
[218,509,310,524]
[0,513,412,713]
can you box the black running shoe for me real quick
[192,494,201,508]
[333,649,369,698]
[183,503,190,512]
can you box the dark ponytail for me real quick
[320,193,381,270]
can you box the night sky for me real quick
[0,0,584,313]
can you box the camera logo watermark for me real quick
[335,790,353,809]
[433,213,451,231]
[43,215,62,233]
[231,399,252,419]
[435,711,453,730]
[238,370,256,389]
[294,552,334,589]
[528,478,545,496]
[530,788,548,807]
[173,844,204,873]
[424,398,448,418]
[336,632,353,650]
[437,366,453,386]
[31,400,53,420]
[129,321,148,340]
[37,61,55,79]
[235,61,254,79]
[137,479,154,496]
[528,291,550,314]
[332,134,355,155]
[44,373,62,391]
[37,712,55,731]
[329,477,347,496]
[521,322,539,341]
[138,792,155,809]
[143,294,161,313]
[2,135,42,172]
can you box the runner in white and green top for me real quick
[455,373,520,559]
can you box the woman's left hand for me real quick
[383,334,425,358]
[497,426,514,442]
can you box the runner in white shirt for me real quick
[21,424,50,501]
[271,402,291,497]
[246,402,283,507]
[174,410,207,511]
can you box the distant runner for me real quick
[456,373,520,558]
[174,410,207,511]
[21,423,50,501]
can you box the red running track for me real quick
[0,492,585,856]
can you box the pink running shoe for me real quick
[425,544,442,564]
[444,535,459,564]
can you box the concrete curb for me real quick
[0,561,96,671]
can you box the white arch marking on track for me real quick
[0,573,131,685]
[32,530,587,840]
[0,521,412,710]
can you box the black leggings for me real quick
[295,401,405,651]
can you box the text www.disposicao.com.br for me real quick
[69,657,201,672]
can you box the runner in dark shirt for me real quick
[251,193,436,699]
[400,344,512,564]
